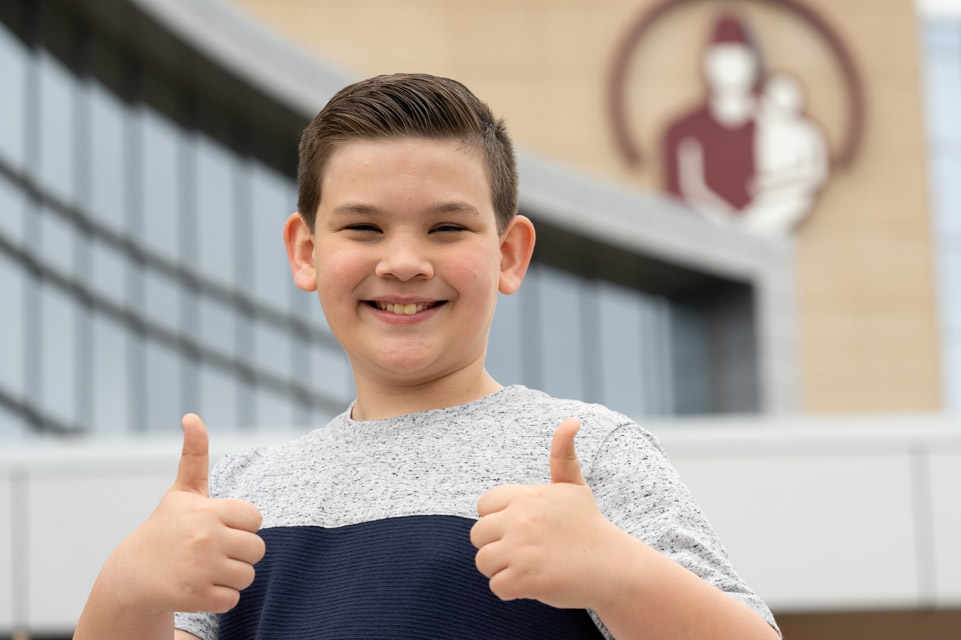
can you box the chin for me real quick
[369,352,446,379]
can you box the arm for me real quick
[471,418,778,640]
[73,415,265,640]
[587,525,779,639]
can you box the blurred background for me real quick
[0,0,959,638]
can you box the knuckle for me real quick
[240,564,256,590]
[188,528,215,550]
[252,534,267,561]
[473,547,491,576]
[177,579,203,607]
[245,503,263,529]
[517,485,537,499]
[468,521,483,548]
[209,588,241,614]
[489,575,517,602]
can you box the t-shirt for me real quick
[664,103,757,211]
[175,385,779,639]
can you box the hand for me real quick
[470,418,621,609]
[107,414,265,615]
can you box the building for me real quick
[0,0,959,637]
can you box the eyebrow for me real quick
[329,201,482,218]
[424,201,482,217]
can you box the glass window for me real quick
[945,331,961,415]
[87,77,128,233]
[198,362,239,432]
[0,250,26,399]
[309,294,331,331]
[38,206,76,278]
[641,296,674,416]
[198,295,237,358]
[39,282,77,427]
[923,26,961,143]
[711,292,758,414]
[89,236,128,309]
[250,161,296,311]
[310,342,354,405]
[487,287,525,386]
[311,406,340,429]
[537,264,584,401]
[254,385,294,431]
[292,276,330,332]
[940,247,961,335]
[923,23,961,416]
[195,134,236,289]
[0,14,28,170]
[36,49,76,203]
[670,301,711,414]
[0,400,26,440]
[144,338,184,433]
[598,281,647,419]
[139,105,182,263]
[0,172,25,247]
[289,401,311,430]
[932,149,961,238]
[143,268,182,335]
[91,311,131,435]
[75,298,93,428]
[253,318,292,382]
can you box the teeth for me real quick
[376,302,430,315]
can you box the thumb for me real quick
[550,417,586,485]
[173,413,209,497]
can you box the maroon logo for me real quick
[608,0,864,237]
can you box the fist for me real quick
[470,418,619,609]
[109,414,265,615]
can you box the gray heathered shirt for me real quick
[176,385,779,639]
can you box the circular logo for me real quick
[608,0,864,236]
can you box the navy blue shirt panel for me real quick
[219,515,605,639]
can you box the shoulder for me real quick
[665,104,713,140]
[209,412,350,498]
[495,386,663,466]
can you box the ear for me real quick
[498,215,536,295]
[283,213,318,292]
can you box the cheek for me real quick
[317,243,360,277]
[449,248,500,302]
[315,245,367,302]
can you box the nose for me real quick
[374,233,434,281]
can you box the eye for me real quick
[344,223,381,233]
[430,224,466,233]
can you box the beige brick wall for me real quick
[227,0,940,413]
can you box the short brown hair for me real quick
[297,73,518,233]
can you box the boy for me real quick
[75,73,780,639]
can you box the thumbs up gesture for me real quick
[105,414,265,616]
[470,418,621,609]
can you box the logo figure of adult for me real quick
[664,13,828,237]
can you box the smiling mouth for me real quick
[368,301,443,316]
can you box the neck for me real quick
[350,364,503,421]
[709,90,755,127]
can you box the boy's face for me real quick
[290,137,531,391]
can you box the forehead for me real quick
[320,137,493,210]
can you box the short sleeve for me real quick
[584,423,780,636]
[174,610,218,640]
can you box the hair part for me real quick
[297,73,519,234]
